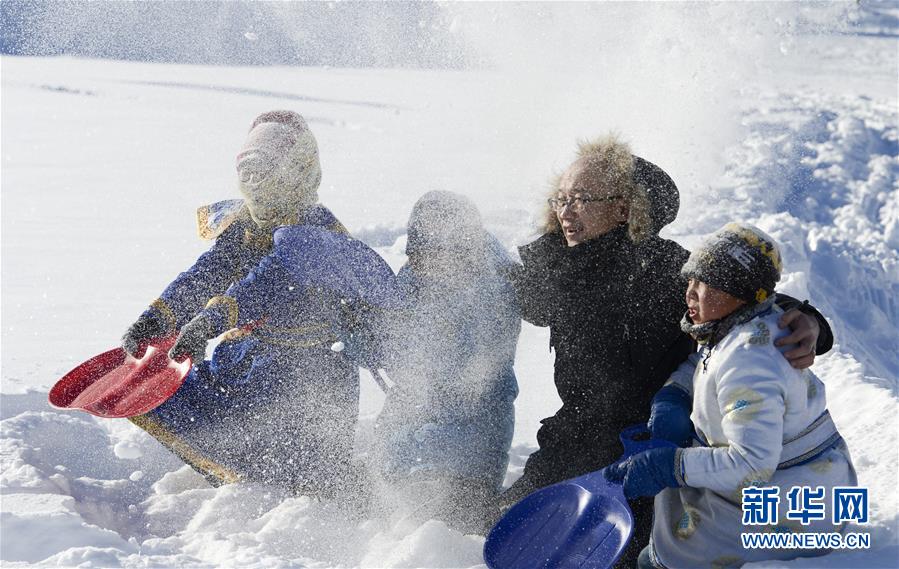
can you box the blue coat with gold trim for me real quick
[130,199,398,493]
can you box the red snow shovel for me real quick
[48,336,192,419]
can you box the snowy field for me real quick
[2,3,897,568]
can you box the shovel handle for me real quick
[618,423,676,462]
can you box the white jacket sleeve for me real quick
[680,344,787,495]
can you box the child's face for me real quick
[410,246,482,280]
[686,278,746,324]
[413,249,464,275]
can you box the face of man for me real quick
[555,158,630,247]
[685,278,746,324]
[236,123,300,227]
[238,162,293,227]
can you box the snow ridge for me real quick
[672,90,899,382]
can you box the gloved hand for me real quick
[169,314,215,364]
[647,385,694,447]
[602,447,681,499]
[122,311,170,358]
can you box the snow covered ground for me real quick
[2,3,897,567]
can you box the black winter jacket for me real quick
[513,226,693,483]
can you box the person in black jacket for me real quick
[493,135,832,567]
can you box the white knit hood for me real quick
[236,111,322,227]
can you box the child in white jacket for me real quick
[605,222,857,568]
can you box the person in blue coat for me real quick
[371,191,520,532]
[121,110,398,497]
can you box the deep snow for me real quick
[2,3,897,568]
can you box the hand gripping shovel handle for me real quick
[618,423,663,463]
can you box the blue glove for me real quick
[647,385,694,447]
[603,447,681,499]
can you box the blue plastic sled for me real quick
[484,425,676,569]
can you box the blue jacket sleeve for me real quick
[198,225,400,338]
[143,223,254,332]
[206,253,291,334]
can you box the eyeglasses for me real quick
[547,195,625,212]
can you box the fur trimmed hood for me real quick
[542,135,680,240]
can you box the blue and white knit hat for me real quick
[681,223,783,304]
